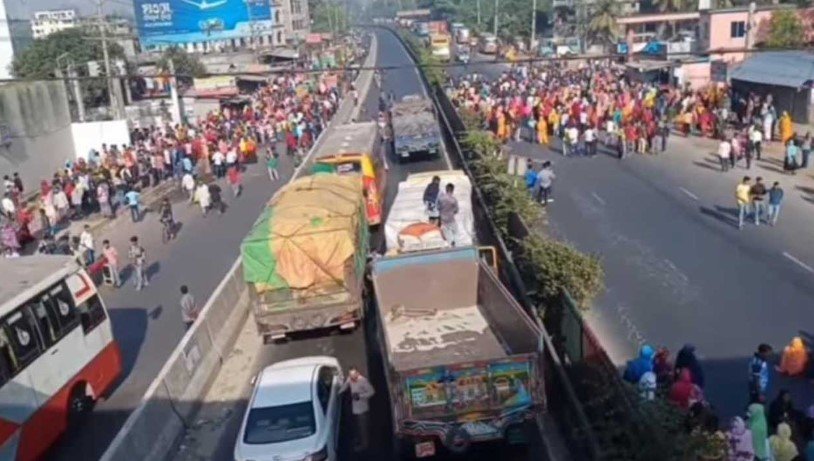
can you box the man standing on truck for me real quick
[341,367,375,452]
[423,175,441,225]
[437,183,459,247]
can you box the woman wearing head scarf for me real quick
[675,344,705,388]
[623,344,655,384]
[727,416,754,461]
[777,337,808,376]
[768,390,800,434]
[769,422,798,461]
[669,368,703,410]
[748,403,770,461]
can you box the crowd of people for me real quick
[0,48,358,265]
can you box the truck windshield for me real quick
[243,402,316,444]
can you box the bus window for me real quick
[40,283,80,340]
[77,295,107,334]
[30,300,58,347]
[3,310,42,371]
[0,333,14,386]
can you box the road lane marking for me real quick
[679,187,699,201]
[783,252,814,274]
[591,192,606,205]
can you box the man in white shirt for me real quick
[718,139,732,172]
[564,125,579,157]
[1,193,14,219]
[340,367,375,452]
[225,148,238,169]
[749,125,763,161]
[212,151,225,178]
[79,224,95,264]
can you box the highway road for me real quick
[196,28,547,461]
[45,140,305,460]
[507,132,814,419]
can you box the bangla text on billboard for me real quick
[134,0,274,46]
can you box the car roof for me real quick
[252,363,317,408]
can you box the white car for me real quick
[234,357,343,461]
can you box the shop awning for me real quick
[730,51,814,88]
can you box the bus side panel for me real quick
[16,341,121,461]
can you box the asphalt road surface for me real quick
[202,28,546,461]
[46,120,303,460]
[508,134,814,420]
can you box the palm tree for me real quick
[587,0,621,49]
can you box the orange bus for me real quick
[312,122,386,226]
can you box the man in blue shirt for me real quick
[767,181,784,226]
[749,343,772,403]
[124,188,141,223]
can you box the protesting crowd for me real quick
[0,47,360,268]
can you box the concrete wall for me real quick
[0,81,73,192]
[71,120,131,160]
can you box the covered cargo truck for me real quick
[384,170,474,254]
[390,95,442,162]
[240,174,368,341]
[370,247,545,458]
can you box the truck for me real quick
[370,246,545,458]
[240,174,369,341]
[427,20,449,35]
[429,33,452,61]
[390,95,442,163]
[384,170,474,254]
[480,33,499,54]
[456,27,471,45]
[456,44,471,64]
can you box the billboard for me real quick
[134,0,273,46]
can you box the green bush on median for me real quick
[462,129,604,310]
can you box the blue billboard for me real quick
[134,0,274,46]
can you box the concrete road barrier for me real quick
[99,33,378,461]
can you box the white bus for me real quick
[0,255,122,461]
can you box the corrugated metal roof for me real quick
[730,51,814,88]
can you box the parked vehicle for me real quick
[312,122,385,226]
[234,357,344,461]
[456,27,471,45]
[390,95,442,163]
[430,33,452,61]
[384,170,474,254]
[370,246,545,457]
[0,256,123,461]
[480,34,498,54]
[456,44,471,63]
[240,175,368,341]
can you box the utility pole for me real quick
[97,0,121,119]
[167,59,182,124]
[745,1,756,56]
[68,62,86,122]
[530,0,537,51]
[493,0,499,37]
[477,0,481,25]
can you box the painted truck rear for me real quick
[370,247,545,458]
[240,175,368,341]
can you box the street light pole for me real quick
[530,0,537,51]
[97,0,120,119]
[477,0,481,25]
[493,0,499,37]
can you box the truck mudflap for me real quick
[398,405,535,456]
[254,304,362,340]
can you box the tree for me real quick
[11,27,127,108]
[586,0,620,48]
[759,10,805,48]
[156,46,206,84]
[310,0,350,34]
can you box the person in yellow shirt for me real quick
[537,116,549,145]
[779,111,793,144]
[735,176,752,230]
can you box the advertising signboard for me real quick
[134,0,273,46]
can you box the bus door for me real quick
[66,272,111,355]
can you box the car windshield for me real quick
[243,402,316,444]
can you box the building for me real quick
[0,0,33,79]
[31,9,77,39]
[134,0,284,53]
[278,0,310,43]
[698,3,797,63]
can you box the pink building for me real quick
[698,4,796,63]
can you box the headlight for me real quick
[304,447,328,461]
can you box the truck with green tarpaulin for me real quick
[240,174,368,341]
[369,246,545,458]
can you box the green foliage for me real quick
[764,10,805,48]
[399,31,445,86]
[11,27,127,108]
[310,0,350,34]
[586,0,620,47]
[417,0,545,41]
[462,129,604,309]
[157,46,207,83]
[458,107,486,131]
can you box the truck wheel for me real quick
[444,426,471,454]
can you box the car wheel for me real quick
[68,383,93,426]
